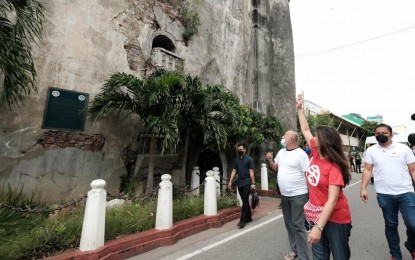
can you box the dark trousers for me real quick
[355,160,361,173]
[312,221,352,260]
[238,184,252,223]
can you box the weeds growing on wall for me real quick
[0,188,237,259]
[166,0,201,43]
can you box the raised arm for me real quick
[296,94,313,144]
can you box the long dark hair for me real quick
[316,125,351,186]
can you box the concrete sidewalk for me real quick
[50,193,281,260]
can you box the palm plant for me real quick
[88,71,184,152]
[88,70,185,193]
[0,0,45,109]
[177,79,240,184]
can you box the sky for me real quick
[289,0,415,134]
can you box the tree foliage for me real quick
[88,70,185,153]
[361,120,377,137]
[227,105,283,149]
[297,112,335,145]
[88,69,283,153]
[0,0,45,109]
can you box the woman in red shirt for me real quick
[296,94,352,260]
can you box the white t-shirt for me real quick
[274,148,310,196]
[365,141,415,195]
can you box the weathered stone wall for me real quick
[0,0,295,202]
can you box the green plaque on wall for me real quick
[42,87,89,131]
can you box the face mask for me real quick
[375,134,388,144]
[238,150,244,157]
[280,139,287,147]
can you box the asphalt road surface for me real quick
[134,172,413,260]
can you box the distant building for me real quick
[304,100,366,152]
[392,126,407,135]
[367,115,384,123]
[304,100,330,116]
[342,113,366,126]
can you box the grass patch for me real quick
[0,189,237,259]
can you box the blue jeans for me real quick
[311,221,352,260]
[281,193,310,260]
[377,192,415,260]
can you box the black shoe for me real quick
[237,221,245,228]
[246,218,252,223]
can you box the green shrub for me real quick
[105,200,157,239]
[0,192,237,259]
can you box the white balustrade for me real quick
[79,179,107,252]
[236,186,242,206]
[190,166,200,195]
[212,167,221,197]
[261,163,269,190]
[155,174,173,230]
[204,170,217,216]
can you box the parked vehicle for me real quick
[364,134,409,151]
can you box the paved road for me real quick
[133,172,412,260]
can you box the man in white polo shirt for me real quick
[266,130,310,260]
[360,123,415,260]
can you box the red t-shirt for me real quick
[304,138,351,224]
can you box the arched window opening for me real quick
[152,35,176,52]
[150,34,184,72]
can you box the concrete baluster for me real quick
[155,174,173,230]
[236,186,242,206]
[204,170,217,216]
[261,163,269,190]
[212,167,221,197]
[79,179,107,252]
[190,166,200,195]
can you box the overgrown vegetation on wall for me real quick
[166,0,201,43]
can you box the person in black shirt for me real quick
[227,143,255,229]
[354,152,362,173]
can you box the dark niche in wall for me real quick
[42,87,89,131]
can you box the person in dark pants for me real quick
[360,123,415,260]
[228,143,255,229]
[354,152,362,173]
[348,152,356,172]
[297,94,352,260]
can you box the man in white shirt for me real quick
[266,130,310,260]
[360,123,415,260]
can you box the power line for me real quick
[295,25,415,60]
[325,76,415,106]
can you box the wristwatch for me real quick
[316,223,324,231]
